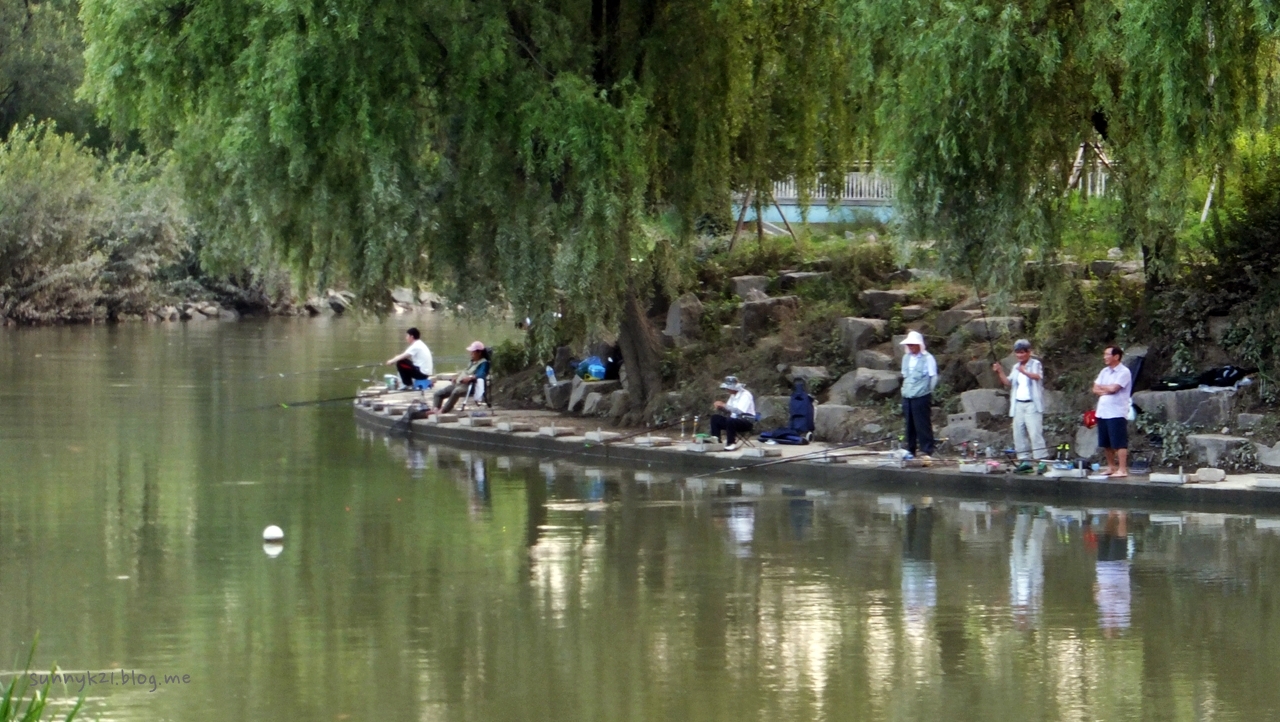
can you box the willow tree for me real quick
[80,0,868,409]
[862,0,1278,293]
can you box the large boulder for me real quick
[960,388,1009,417]
[545,380,573,410]
[856,349,894,371]
[962,316,1025,340]
[664,292,703,340]
[569,379,621,414]
[1075,425,1099,459]
[839,317,887,353]
[730,275,770,300]
[1132,389,1236,426]
[900,305,928,321]
[1256,441,1280,469]
[788,365,831,386]
[965,359,1003,389]
[814,404,860,442]
[828,368,901,405]
[1187,434,1250,467]
[391,287,417,305]
[582,392,607,416]
[756,395,791,426]
[608,389,632,419]
[741,296,799,335]
[779,271,829,290]
[935,309,981,336]
[860,289,910,318]
[939,424,1005,450]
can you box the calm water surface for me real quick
[3,315,1280,721]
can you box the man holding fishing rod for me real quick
[385,327,434,389]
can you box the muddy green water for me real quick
[3,315,1280,721]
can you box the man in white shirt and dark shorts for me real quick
[386,327,434,389]
[1092,346,1132,478]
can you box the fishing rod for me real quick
[597,415,692,445]
[967,257,1000,364]
[690,436,896,478]
[256,362,382,380]
[246,386,405,411]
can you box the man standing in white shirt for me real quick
[1092,346,1132,477]
[385,327,434,388]
[993,339,1048,461]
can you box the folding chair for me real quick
[458,376,491,413]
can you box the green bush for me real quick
[0,121,190,322]
[490,338,529,376]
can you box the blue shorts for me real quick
[1097,417,1128,450]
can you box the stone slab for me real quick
[459,417,492,427]
[539,426,574,437]
[497,421,535,433]
[585,431,621,442]
[427,413,459,424]
[959,463,995,474]
[634,436,673,447]
[685,442,724,453]
[741,447,782,458]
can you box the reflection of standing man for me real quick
[899,331,939,460]
[993,339,1048,461]
[1009,510,1049,627]
[1092,347,1133,478]
[902,503,937,622]
[1094,511,1131,634]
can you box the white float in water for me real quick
[262,542,284,558]
[263,525,284,542]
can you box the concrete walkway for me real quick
[354,389,1280,511]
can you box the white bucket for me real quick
[384,374,399,389]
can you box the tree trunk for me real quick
[617,286,664,417]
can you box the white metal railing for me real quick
[770,165,895,204]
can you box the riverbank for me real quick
[355,390,1280,512]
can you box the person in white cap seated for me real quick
[899,330,938,460]
[430,341,490,414]
[710,376,756,451]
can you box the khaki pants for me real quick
[1012,401,1047,460]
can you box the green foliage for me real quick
[1134,414,1194,466]
[1,641,83,722]
[0,121,189,321]
[80,0,869,356]
[0,0,102,142]
[490,338,529,377]
[1036,275,1143,353]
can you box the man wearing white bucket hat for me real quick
[899,330,938,459]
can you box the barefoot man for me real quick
[1092,346,1132,478]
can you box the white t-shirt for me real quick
[1014,371,1033,401]
[404,339,433,375]
[1093,363,1132,419]
[727,389,756,418]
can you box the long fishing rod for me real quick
[690,436,896,478]
[598,415,692,445]
[247,387,405,411]
[256,362,382,380]
[967,257,999,364]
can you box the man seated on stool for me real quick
[385,327,433,389]
[430,341,490,414]
[710,376,756,451]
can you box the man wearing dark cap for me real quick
[993,339,1048,461]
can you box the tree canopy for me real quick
[79,0,1280,400]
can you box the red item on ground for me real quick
[1083,409,1097,429]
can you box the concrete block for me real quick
[963,316,1025,340]
[838,317,887,353]
[856,349,894,371]
[633,436,673,447]
[959,463,995,474]
[1239,413,1266,430]
[496,421,535,432]
[1256,442,1280,469]
[960,389,1008,417]
[860,289,910,318]
[1186,434,1249,467]
[740,447,782,458]
[814,404,859,443]
[538,426,574,437]
[935,309,981,336]
[828,368,901,404]
[1075,425,1099,458]
[545,380,573,410]
[1045,468,1088,479]
[1253,476,1280,489]
[685,441,724,453]
[1149,473,1186,485]
[428,413,459,424]
[1194,467,1226,483]
[730,275,770,300]
[581,392,608,416]
[585,430,620,442]
[459,417,492,427]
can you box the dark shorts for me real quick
[1097,417,1128,450]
